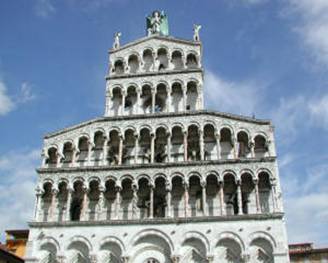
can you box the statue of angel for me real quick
[193,24,201,41]
[113,32,121,49]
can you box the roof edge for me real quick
[109,34,201,54]
[44,110,272,139]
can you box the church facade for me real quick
[25,11,290,263]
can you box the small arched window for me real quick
[157,48,168,71]
[171,50,183,70]
[186,53,198,69]
[113,60,124,74]
[128,54,139,73]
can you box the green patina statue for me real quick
[146,10,169,36]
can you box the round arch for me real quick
[99,236,126,253]
[128,228,174,254]
[216,231,245,252]
[180,231,211,255]
[39,236,60,253]
[247,231,277,251]
[222,170,238,182]
[66,235,93,252]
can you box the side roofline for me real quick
[44,110,273,139]
[109,34,201,54]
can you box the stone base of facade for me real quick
[26,214,289,263]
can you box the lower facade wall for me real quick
[25,218,290,263]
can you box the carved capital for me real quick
[165,182,172,191]
[200,180,206,188]
[121,256,129,263]
[89,254,97,263]
[171,255,180,263]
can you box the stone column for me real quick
[56,152,62,168]
[65,187,73,221]
[149,184,154,218]
[151,88,156,113]
[102,137,109,166]
[118,134,123,165]
[271,181,277,213]
[121,90,126,116]
[41,149,48,167]
[71,146,76,167]
[50,188,58,222]
[115,186,122,219]
[237,180,243,215]
[166,183,172,218]
[152,52,157,72]
[183,88,187,111]
[34,188,43,221]
[167,133,171,163]
[168,52,173,70]
[132,184,138,220]
[150,133,155,163]
[250,141,255,158]
[105,89,111,116]
[81,184,89,221]
[215,133,221,160]
[136,88,141,115]
[201,181,207,216]
[167,89,172,113]
[183,130,188,161]
[184,182,189,217]
[87,141,94,166]
[232,136,238,159]
[134,134,139,164]
[196,85,201,110]
[254,180,261,213]
[182,54,186,69]
[199,129,204,161]
[98,185,105,221]
[74,142,80,168]
[219,181,225,216]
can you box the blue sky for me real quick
[0,0,328,246]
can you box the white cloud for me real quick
[269,96,307,140]
[279,152,298,168]
[35,0,56,18]
[204,70,263,116]
[309,95,328,130]
[286,0,328,67]
[242,0,267,5]
[282,163,328,245]
[0,81,14,116]
[0,149,40,241]
[18,82,37,103]
[0,79,37,117]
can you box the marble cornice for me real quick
[106,68,203,80]
[109,34,201,54]
[28,213,284,228]
[37,157,276,174]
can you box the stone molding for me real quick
[106,68,203,80]
[29,213,284,228]
[44,110,272,139]
[109,34,201,55]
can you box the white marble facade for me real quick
[25,13,290,263]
